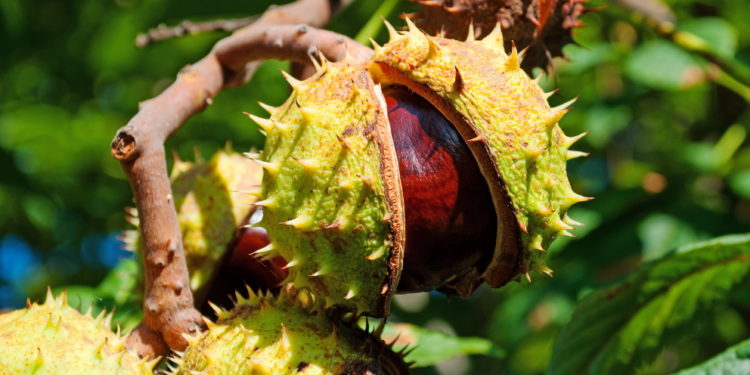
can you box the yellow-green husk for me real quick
[0,290,155,375]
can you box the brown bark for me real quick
[135,16,259,48]
[112,0,369,357]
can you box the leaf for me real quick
[380,322,505,367]
[95,259,143,330]
[624,40,704,90]
[679,18,738,59]
[673,337,750,375]
[582,105,631,149]
[637,213,699,261]
[560,44,618,75]
[729,169,750,200]
[548,234,750,375]
[96,258,141,306]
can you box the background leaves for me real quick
[2,0,750,374]
[549,234,750,375]
[379,321,505,367]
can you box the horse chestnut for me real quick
[247,21,587,316]
[206,87,494,304]
[385,86,495,292]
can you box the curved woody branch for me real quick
[111,0,370,358]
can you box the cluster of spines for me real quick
[245,55,396,317]
[0,289,158,374]
[167,286,300,373]
[372,19,590,280]
[361,317,417,368]
[32,289,122,344]
[168,286,405,374]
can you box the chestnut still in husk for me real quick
[384,86,496,291]
[206,86,496,305]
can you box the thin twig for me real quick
[614,0,675,27]
[135,16,258,48]
[133,0,356,48]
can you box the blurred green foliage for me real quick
[2,0,750,374]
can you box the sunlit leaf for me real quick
[380,322,505,367]
[624,40,704,90]
[637,213,699,261]
[679,17,738,59]
[96,258,140,306]
[729,170,750,200]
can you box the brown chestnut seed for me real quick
[385,86,496,292]
[201,208,287,315]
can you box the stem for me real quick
[135,16,258,47]
[710,64,750,103]
[671,30,750,87]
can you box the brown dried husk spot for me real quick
[413,0,586,69]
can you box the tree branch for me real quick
[113,0,370,358]
[135,16,259,48]
[614,0,675,28]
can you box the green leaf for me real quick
[679,18,738,59]
[49,260,144,332]
[96,258,141,306]
[637,213,699,261]
[624,40,704,90]
[560,44,618,75]
[380,322,505,367]
[729,169,750,199]
[582,105,631,149]
[673,337,750,375]
[548,234,750,375]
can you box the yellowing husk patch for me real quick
[251,58,405,317]
[0,290,155,375]
[171,289,407,374]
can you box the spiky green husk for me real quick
[252,58,404,317]
[125,149,262,296]
[171,289,405,374]
[172,149,263,292]
[371,20,588,285]
[0,290,155,375]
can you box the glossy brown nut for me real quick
[385,86,496,292]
